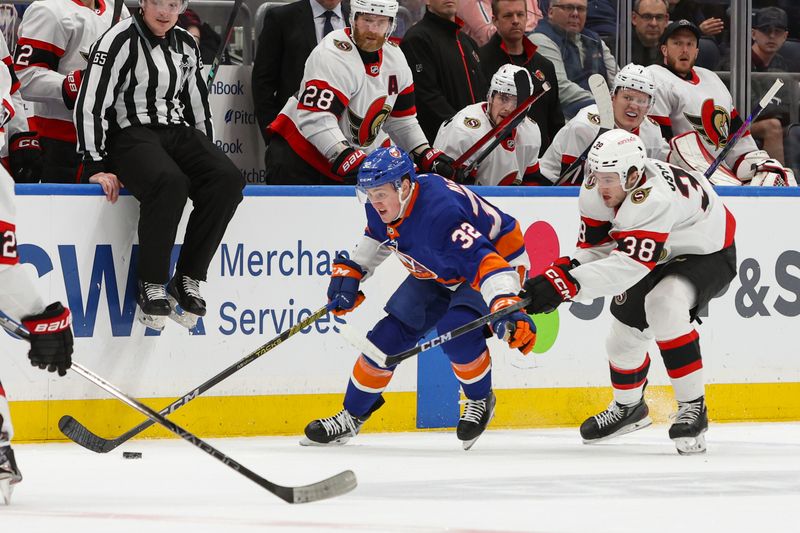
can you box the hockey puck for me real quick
[123,452,143,459]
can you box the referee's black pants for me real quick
[108,125,245,284]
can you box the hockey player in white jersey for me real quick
[0,37,42,183]
[266,0,462,185]
[647,19,795,187]
[521,129,737,455]
[539,63,668,185]
[433,64,542,186]
[0,64,74,504]
[14,0,128,183]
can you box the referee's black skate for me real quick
[136,280,170,331]
[669,396,708,455]
[457,390,496,450]
[0,445,22,505]
[301,397,385,446]
[580,398,652,443]
[166,273,206,330]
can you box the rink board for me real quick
[3,185,800,442]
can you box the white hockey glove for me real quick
[733,150,771,183]
[750,163,797,187]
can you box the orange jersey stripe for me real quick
[471,252,512,289]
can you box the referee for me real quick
[75,0,244,331]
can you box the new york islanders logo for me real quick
[685,99,730,149]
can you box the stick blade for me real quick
[588,74,613,129]
[58,415,118,454]
[285,470,358,504]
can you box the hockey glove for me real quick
[415,147,465,182]
[520,264,580,315]
[8,131,43,183]
[21,302,74,377]
[552,256,580,271]
[327,257,366,316]
[61,70,84,110]
[331,147,367,184]
[750,160,797,187]
[490,295,537,355]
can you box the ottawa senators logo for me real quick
[685,99,730,149]
[348,97,392,146]
[630,187,650,204]
[334,39,353,51]
[463,117,481,129]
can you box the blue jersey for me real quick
[361,174,528,300]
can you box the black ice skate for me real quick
[457,390,496,451]
[669,396,708,455]
[0,445,22,505]
[166,273,206,330]
[580,399,652,443]
[301,397,385,446]
[136,280,170,331]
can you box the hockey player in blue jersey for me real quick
[301,146,537,450]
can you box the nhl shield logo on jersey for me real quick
[631,187,651,204]
[614,292,627,305]
[388,147,402,158]
[685,99,730,149]
[584,172,597,189]
[588,112,601,125]
[463,117,481,129]
[334,39,353,52]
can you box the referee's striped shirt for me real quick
[75,10,213,166]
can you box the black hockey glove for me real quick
[415,147,466,182]
[331,147,367,184]
[8,131,43,183]
[520,265,580,315]
[21,302,74,377]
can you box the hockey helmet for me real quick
[139,0,189,15]
[356,146,416,203]
[587,129,647,191]
[613,64,655,108]
[487,64,532,101]
[350,0,399,37]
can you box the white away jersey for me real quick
[570,159,735,302]
[269,28,428,182]
[0,62,45,319]
[647,65,757,171]
[540,103,668,185]
[1,36,31,159]
[434,102,541,186]
[14,0,129,142]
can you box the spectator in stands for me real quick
[177,9,227,67]
[401,0,487,143]
[479,0,563,152]
[585,0,616,45]
[753,0,800,40]
[530,0,618,119]
[749,7,795,165]
[252,0,348,149]
[668,0,724,39]
[458,0,543,47]
[631,0,669,67]
[14,0,129,184]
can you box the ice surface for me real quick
[3,423,799,533]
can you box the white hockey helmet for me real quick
[350,0,399,37]
[613,64,655,106]
[587,129,647,191]
[487,64,532,101]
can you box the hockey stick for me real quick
[452,77,551,169]
[0,314,356,504]
[206,0,245,87]
[554,74,613,186]
[704,78,784,179]
[339,296,531,368]
[58,301,337,453]
[463,76,551,177]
